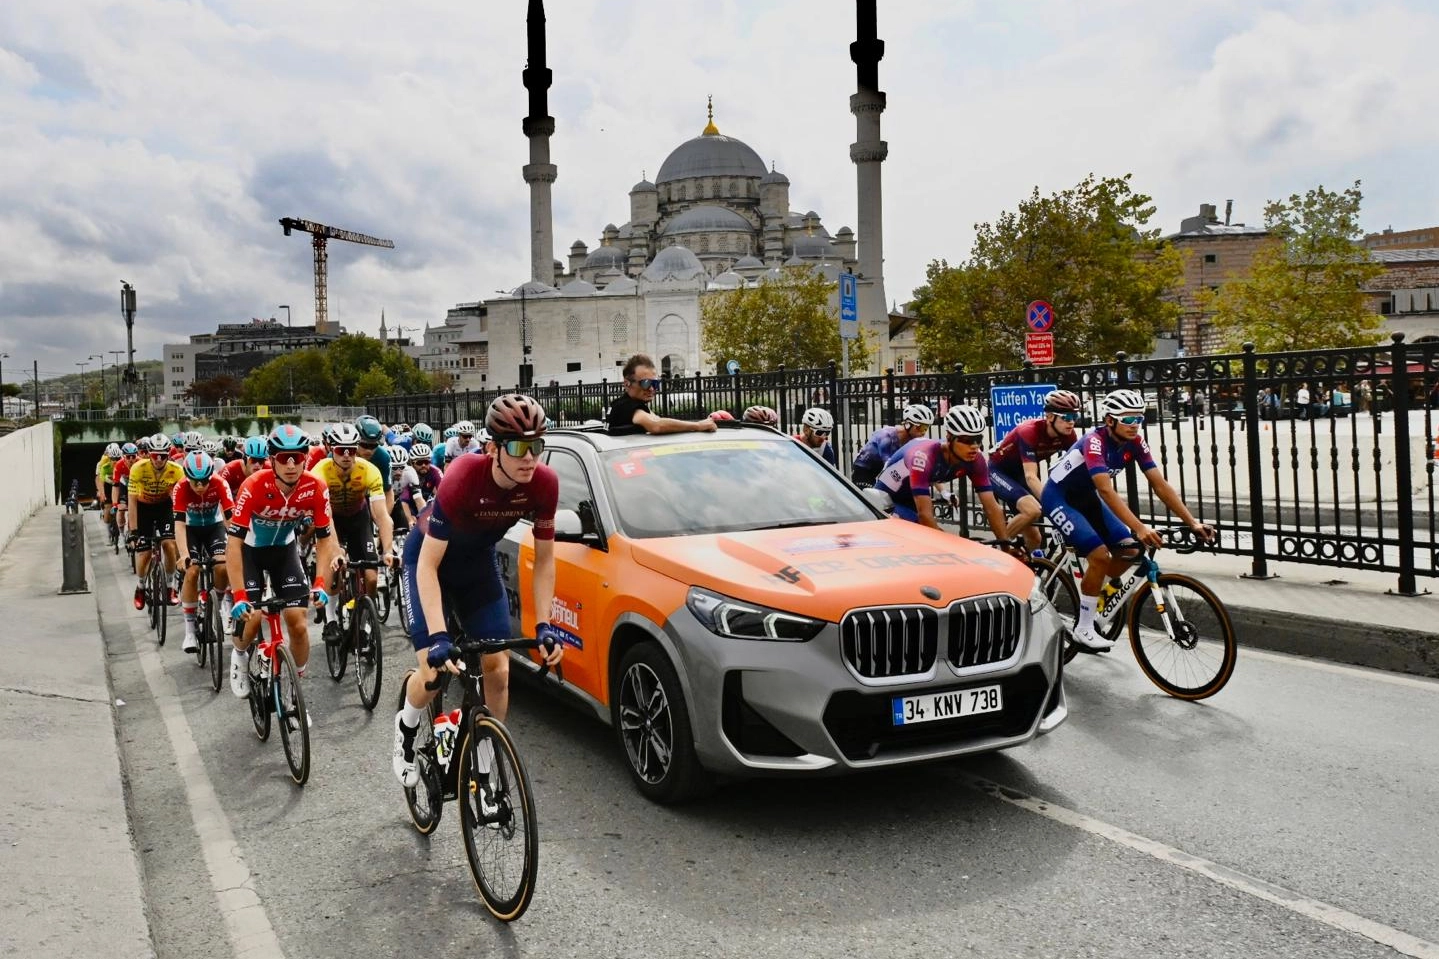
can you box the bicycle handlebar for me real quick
[423,636,564,690]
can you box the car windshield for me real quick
[599,437,877,538]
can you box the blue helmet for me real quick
[267,423,308,455]
[242,436,268,460]
[411,423,434,444]
[121,442,138,455]
[354,414,384,443]
[170,432,185,447]
[182,451,215,481]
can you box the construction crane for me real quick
[279,217,395,335]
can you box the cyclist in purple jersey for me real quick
[850,403,933,486]
[1041,389,1214,650]
[874,405,1010,540]
[988,389,1082,554]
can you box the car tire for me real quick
[612,642,713,804]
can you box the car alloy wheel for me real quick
[613,642,712,803]
[619,661,672,785]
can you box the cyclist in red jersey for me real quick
[987,389,1082,554]
[217,436,270,497]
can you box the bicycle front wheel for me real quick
[194,593,210,668]
[207,599,226,692]
[397,672,442,834]
[375,570,393,624]
[353,596,383,711]
[153,566,168,647]
[1027,557,1081,665]
[274,644,311,785]
[457,715,538,922]
[1127,573,1237,700]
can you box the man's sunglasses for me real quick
[357,442,379,450]
[1113,414,1145,426]
[1052,412,1079,422]
[812,430,831,438]
[245,456,267,466]
[629,377,662,390]
[951,434,984,446]
[497,437,545,458]
[332,446,358,456]
[272,452,305,466]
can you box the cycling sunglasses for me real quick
[1114,414,1145,426]
[357,441,379,450]
[1052,412,1079,422]
[811,430,831,438]
[331,446,358,456]
[271,452,305,466]
[629,377,662,390]
[497,437,545,458]
[951,434,984,446]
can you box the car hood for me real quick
[625,519,1032,619]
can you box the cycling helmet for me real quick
[411,423,434,444]
[201,439,222,455]
[354,414,385,443]
[243,436,268,460]
[388,445,410,467]
[329,422,361,447]
[170,432,185,447]
[485,394,547,439]
[742,405,779,426]
[901,403,935,428]
[221,436,238,451]
[942,405,986,437]
[182,451,215,481]
[135,436,152,453]
[709,409,734,421]
[1102,389,1147,418]
[149,433,172,452]
[267,423,308,455]
[320,423,339,446]
[105,442,122,458]
[184,430,203,450]
[476,426,491,445]
[453,419,476,436]
[1043,389,1082,413]
[443,426,458,440]
[121,442,138,456]
[409,442,432,460]
[801,408,834,432]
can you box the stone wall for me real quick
[0,423,55,554]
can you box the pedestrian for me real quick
[1297,382,1311,420]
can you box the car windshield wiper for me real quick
[755,519,836,530]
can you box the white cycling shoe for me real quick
[392,713,419,788]
[1069,623,1116,652]
[229,650,250,698]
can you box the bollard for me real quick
[60,495,90,595]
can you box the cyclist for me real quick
[850,403,934,487]
[1041,389,1215,651]
[111,441,140,527]
[218,436,269,497]
[794,408,838,466]
[219,435,241,463]
[226,424,339,696]
[392,393,564,788]
[741,404,779,427]
[386,444,413,533]
[304,425,333,471]
[171,451,234,654]
[988,389,1082,554]
[96,442,121,525]
[311,423,394,647]
[874,405,1010,541]
[355,415,395,514]
[127,434,185,610]
[397,442,442,528]
[435,419,483,466]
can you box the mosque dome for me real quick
[509,280,560,298]
[791,233,837,258]
[656,111,766,183]
[663,205,754,235]
[631,178,657,193]
[733,254,765,271]
[559,278,599,296]
[600,273,638,295]
[642,244,706,281]
[760,165,790,185]
[584,244,628,269]
[708,270,744,290]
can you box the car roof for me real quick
[548,421,788,453]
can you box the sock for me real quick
[399,699,424,729]
[183,605,196,626]
[1077,595,1098,632]
[326,594,339,624]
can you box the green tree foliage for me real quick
[1207,182,1384,352]
[912,174,1183,369]
[0,383,20,399]
[353,368,396,402]
[184,373,243,406]
[242,350,338,405]
[699,267,872,373]
[241,335,431,404]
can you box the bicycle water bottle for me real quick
[433,709,462,770]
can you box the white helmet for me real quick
[201,439,222,454]
[105,443,122,458]
[409,442,432,460]
[329,422,361,446]
[1102,389,1147,418]
[453,420,476,436]
[901,403,934,428]
[943,405,986,437]
[387,445,409,466]
[801,407,834,432]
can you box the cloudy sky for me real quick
[3,0,1437,384]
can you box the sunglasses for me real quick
[1114,414,1145,426]
[358,442,379,450]
[272,452,305,466]
[630,377,662,390]
[811,430,831,438]
[498,437,545,458]
[332,446,358,456]
[245,456,267,466]
[951,434,984,446]
[189,477,211,486]
[1053,412,1079,422]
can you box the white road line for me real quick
[959,773,1439,959]
[100,543,286,959]
[1238,645,1439,691]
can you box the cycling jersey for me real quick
[1046,426,1157,496]
[171,477,235,527]
[229,469,333,547]
[361,445,393,492]
[96,455,115,484]
[127,458,185,504]
[875,438,992,514]
[217,457,261,497]
[168,446,185,462]
[437,436,482,467]
[398,464,443,510]
[792,434,837,467]
[112,456,132,491]
[304,445,327,470]
[310,457,384,517]
[989,418,1071,477]
[852,426,906,474]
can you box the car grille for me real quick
[840,606,939,678]
[947,595,1023,670]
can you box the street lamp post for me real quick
[88,354,106,408]
[496,287,533,388]
[75,361,91,414]
[109,350,125,409]
[0,353,8,418]
[278,304,291,328]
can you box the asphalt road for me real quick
[94,540,1439,959]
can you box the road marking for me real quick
[959,773,1439,959]
[1238,645,1439,691]
[100,542,286,959]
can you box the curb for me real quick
[1225,603,1439,679]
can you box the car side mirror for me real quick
[860,486,894,514]
[554,505,606,548]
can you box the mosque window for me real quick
[612,313,629,345]
[699,236,710,253]
[566,313,582,347]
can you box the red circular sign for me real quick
[1026,300,1055,332]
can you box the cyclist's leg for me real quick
[990,470,1043,552]
[271,545,312,671]
[399,531,444,713]
[1042,486,1114,647]
[459,597,514,722]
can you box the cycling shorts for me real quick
[184,523,227,565]
[333,510,378,564]
[1039,483,1134,558]
[987,468,1032,509]
[399,528,509,651]
[237,542,310,609]
[102,482,113,506]
[133,500,175,550]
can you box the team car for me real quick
[495,422,1069,802]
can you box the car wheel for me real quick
[613,642,712,804]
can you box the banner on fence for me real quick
[989,383,1056,437]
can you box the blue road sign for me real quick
[1026,300,1054,332]
[726,359,740,375]
[989,383,1057,437]
[840,272,859,340]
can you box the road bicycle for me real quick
[325,557,385,711]
[240,595,311,785]
[133,534,171,647]
[397,628,561,922]
[189,547,227,693]
[375,531,407,625]
[1025,525,1237,700]
[104,504,121,554]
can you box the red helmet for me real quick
[742,405,779,426]
[1044,389,1081,413]
[485,393,548,438]
[709,410,734,421]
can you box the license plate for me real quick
[891,684,1003,726]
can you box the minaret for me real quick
[379,308,387,343]
[523,0,557,286]
[850,0,889,370]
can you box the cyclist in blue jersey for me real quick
[851,403,933,486]
[874,405,1010,541]
[1041,389,1214,650]
[988,389,1082,555]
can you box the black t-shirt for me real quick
[606,393,650,430]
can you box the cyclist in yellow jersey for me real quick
[310,422,394,645]
[127,433,186,610]
[96,443,120,526]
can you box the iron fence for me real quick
[368,333,1437,593]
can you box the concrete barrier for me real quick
[0,423,55,555]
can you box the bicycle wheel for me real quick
[398,672,442,834]
[397,575,412,636]
[353,596,383,711]
[1127,572,1238,700]
[153,565,168,647]
[457,715,538,922]
[207,600,226,692]
[1027,557,1081,664]
[249,659,271,742]
[326,589,349,682]
[194,592,210,668]
[274,644,311,785]
[375,570,393,624]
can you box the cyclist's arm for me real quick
[369,495,393,559]
[127,487,140,532]
[531,537,555,627]
[224,527,246,594]
[416,534,449,639]
[1142,466,1206,535]
[313,529,341,587]
[1091,471,1158,547]
[977,490,1008,541]
[1021,460,1045,500]
[912,493,941,530]
[173,515,190,560]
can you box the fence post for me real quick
[1241,342,1273,580]
[732,366,742,415]
[777,365,788,431]
[884,368,896,426]
[1389,333,1420,595]
[1113,351,1143,517]
[951,362,965,406]
[660,370,672,416]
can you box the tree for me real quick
[353,367,396,402]
[241,335,432,405]
[1207,182,1384,352]
[700,266,872,373]
[0,383,19,399]
[184,374,243,406]
[912,174,1184,370]
[241,350,338,405]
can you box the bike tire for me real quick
[208,598,226,693]
[397,576,412,637]
[249,656,271,742]
[274,644,311,785]
[153,565,167,648]
[194,592,209,668]
[1127,572,1238,700]
[375,571,393,624]
[398,672,442,834]
[1027,557,1081,665]
[457,715,538,922]
[354,596,383,711]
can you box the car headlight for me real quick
[686,587,825,641]
[1028,576,1053,615]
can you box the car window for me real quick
[545,448,593,514]
[598,438,876,538]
